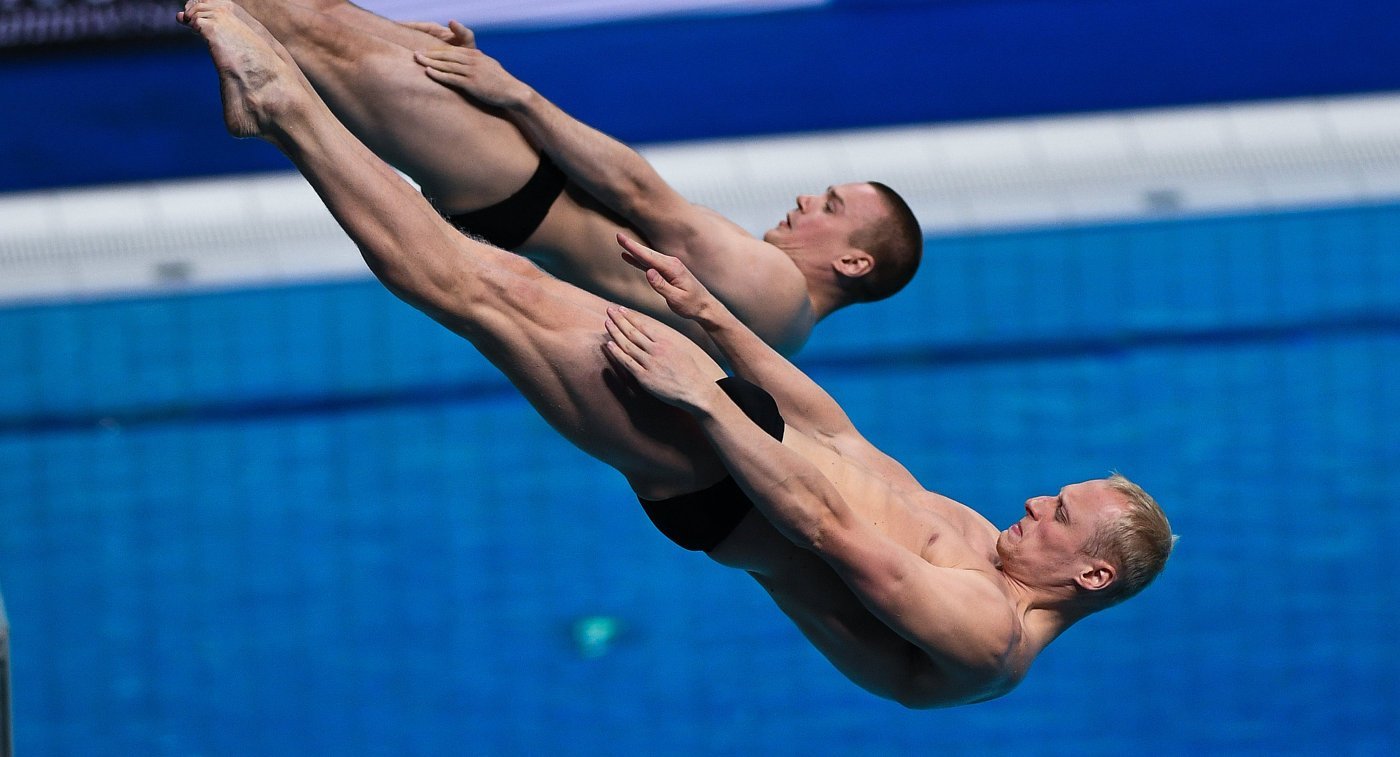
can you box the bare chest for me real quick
[787,436,999,569]
[901,500,999,571]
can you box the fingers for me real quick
[645,267,674,293]
[603,312,651,377]
[413,50,471,84]
[401,21,455,42]
[617,233,686,280]
[181,0,217,23]
[178,0,210,27]
[617,247,667,294]
[603,315,636,354]
[448,20,477,48]
[604,339,644,377]
[606,306,657,348]
[415,48,468,65]
[616,233,666,266]
[414,47,482,76]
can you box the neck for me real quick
[779,241,851,322]
[1002,574,1095,648]
[806,280,850,323]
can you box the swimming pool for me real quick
[2,201,1397,754]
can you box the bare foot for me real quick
[179,0,302,139]
[183,0,315,92]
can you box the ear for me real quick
[833,250,874,280]
[1075,559,1116,593]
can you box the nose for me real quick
[796,194,813,212]
[1025,496,1049,519]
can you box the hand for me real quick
[413,25,531,110]
[399,19,475,47]
[616,234,720,323]
[603,306,726,412]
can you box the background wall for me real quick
[5,0,1400,191]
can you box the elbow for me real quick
[798,489,851,554]
[362,252,471,326]
[885,660,947,710]
[613,180,655,222]
[803,514,838,554]
[891,691,939,711]
[613,173,682,231]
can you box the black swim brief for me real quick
[639,377,786,553]
[444,154,567,250]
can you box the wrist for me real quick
[695,302,733,333]
[505,85,540,114]
[682,380,727,418]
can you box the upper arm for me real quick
[612,169,699,241]
[816,518,1015,676]
[656,210,814,353]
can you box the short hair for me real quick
[1081,473,1177,607]
[845,182,923,303]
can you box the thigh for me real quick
[438,243,730,498]
[247,0,540,209]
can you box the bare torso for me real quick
[708,430,1038,707]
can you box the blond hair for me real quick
[1081,473,1177,606]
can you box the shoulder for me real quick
[934,570,1027,683]
[897,501,1025,670]
[661,207,785,272]
[662,217,813,351]
[646,203,747,246]
[898,572,1028,707]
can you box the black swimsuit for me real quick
[639,377,786,553]
[444,154,568,250]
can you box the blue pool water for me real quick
[2,203,1398,754]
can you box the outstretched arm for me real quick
[412,26,695,243]
[616,234,855,437]
[617,233,921,485]
[603,303,847,546]
[604,306,1013,700]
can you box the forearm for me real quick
[603,301,855,548]
[696,304,852,434]
[693,396,844,550]
[507,89,679,227]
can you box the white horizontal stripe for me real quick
[358,0,826,29]
[4,92,1400,305]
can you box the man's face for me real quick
[763,182,885,249]
[997,479,1126,586]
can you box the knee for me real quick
[445,243,546,309]
[479,262,552,315]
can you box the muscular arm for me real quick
[603,303,852,545]
[605,308,1014,704]
[700,397,1014,689]
[412,36,696,243]
[509,92,693,238]
[619,236,881,445]
[412,34,817,353]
